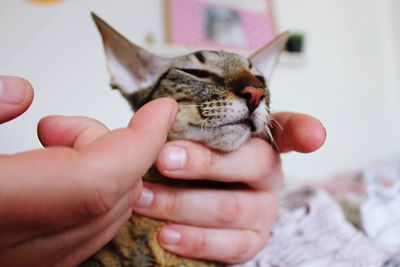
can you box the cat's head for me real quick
[92,13,288,151]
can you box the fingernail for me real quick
[159,227,181,245]
[134,187,154,208]
[161,146,187,171]
[0,76,28,104]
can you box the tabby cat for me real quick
[82,13,288,267]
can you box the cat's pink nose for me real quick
[240,86,266,113]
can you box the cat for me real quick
[81,13,288,267]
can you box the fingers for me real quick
[158,225,269,264]
[0,98,177,227]
[156,138,282,190]
[134,183,277,230]
[0,76,34,123]
[145,111,324,264]
[38,98,177,219]
[133,183,278,263]
[272,112,326,153]
[156,112,325,186]
[37,116,110,149]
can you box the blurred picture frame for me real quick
[165,0,276,51]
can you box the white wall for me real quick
[0,0,165,151]
[389,0,400,75]
[273,0,400,181]
[0,0,399,182]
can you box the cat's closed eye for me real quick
[176,68,225,85]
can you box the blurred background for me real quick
[0,0,399,184]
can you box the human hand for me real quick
[133,112,326,264]
[0,76,178,267]
[0,75,34,123]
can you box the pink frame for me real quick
[165,0,276,51]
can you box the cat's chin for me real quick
[211,124,251,152]
[200,124,252,152]
[168,123,252,152]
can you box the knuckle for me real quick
[258,230,272,250]
[259,195,279,228]
[191,229,207,254]
[255,158,283,190]
[257,219,274,243]
[250,147,276,183]
[163,191,181,217]
[261,149,276,174]
[201,147,217,173]
[266,194,279,221]
[257,197,278,239]
[127,180,143,207]
[229,234,253,263]
[257,164,272,182]
[217,193,241,224]
[269,196,279,221]
[247,202,260,224]
[82,179,120,216]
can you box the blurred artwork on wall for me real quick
[165,0,276,51]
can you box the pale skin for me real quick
[0,76,326,266]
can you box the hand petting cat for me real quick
[137,112,325,264]
[0,75,325,266]
[0,75,177,267]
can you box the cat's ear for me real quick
[249,32,289,80]
[92,13,170,95]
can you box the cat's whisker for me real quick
[265,124,280,152]
[270,116,283,131]
[201,117,210,131]
[211,118,222,131]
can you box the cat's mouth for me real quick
[190,118,256,132]
[220,119,256,132]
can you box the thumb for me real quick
[81,98,178,193]
[0,76,34,123]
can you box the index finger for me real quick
[272,112,326,153]
[156,138,282,190]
